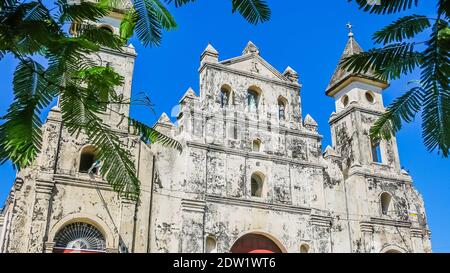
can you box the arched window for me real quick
[380,192,392,215]
[205,236,217,253]
[79,146,99,174]
[371,140,382,163]
[252,139,261,152]
[220,85,232,108]
[278,97,287,120]
[300,244,310,253]
[341,95,349,107]
[99,25,114,34]
[247,87,260,110]
[251,173,264,197]
[53,222,106,253]
[365,91,375,104]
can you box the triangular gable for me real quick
[220,54,288,81]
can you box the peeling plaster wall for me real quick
[0,44,432,253]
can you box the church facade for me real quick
[0,7,432,253]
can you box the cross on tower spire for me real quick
[346,22,354,37]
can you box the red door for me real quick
[230,234,283,253]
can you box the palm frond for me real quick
[76,23,125,50]
[373,15,431,44]
[341,43,422,80]
[56,0,110,24]
[60,82,140,200]
[164,0,195,7]
[370,86,424,141]
[0,0,18,9]
[127,117,182,152]
[420,20,450,156]
[120,8,137,41]
[0,59,56,169]
[348,0,418,14]
[133,0,177,46]
[231,0,270,24]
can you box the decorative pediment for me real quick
[220,54,288,81]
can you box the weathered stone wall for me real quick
[0,41,432,253]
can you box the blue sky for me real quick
[0,1,448,252]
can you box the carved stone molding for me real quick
[206,195,311,215]
[181,199,206,213]
[36,179,55,195]
[360,222,374,233]
[187,142,325,170]
[310,215,332,227]
[369,217,412,228]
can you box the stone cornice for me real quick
[349,167,412,184]
[205,195,311,215]
[199,62,301,90]
[360,222,374,233]
[187,141,325,169]
[410,228,425,238]
[310,214,332,227]
[36,179,55,195]
[369,217,412,228]
[329,105,384,125]
[54,174,114,192]
[181,199,207,213]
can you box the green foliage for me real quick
[341,43,422,80]
[348,0,419,14]
[0,59,55,168]
[373,15,431,44]
[346,0,450,157]
[0,0,274,199]
[370,85,424,141]
[0,0,182,200]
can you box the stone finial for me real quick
[304,114,318,126]
[242,41,260,55]
[323,145,338,158]
[154,112,174,136]
[304,114,318,132]
[283,66,299,82]
[157,112,173,126]
[179,87,197,103]
[200,43,219,64]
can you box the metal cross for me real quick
[346,22,353,33]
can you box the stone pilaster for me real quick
[360,222,374,253]
[181,199,206,253]
[310,214,332,253]
[27,178,55,253]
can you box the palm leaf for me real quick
[127,117,182,152]
[231,0,270,24]
[0,59,56,169]
[120,8,137,41]
[373,15,431,44]
[56,0,110,24]
[370,86,424,141]
[341,43,422,80]
[133,0,177,46]
[76,23,125,50]
[420,20,450,156]
[348,0,418,14]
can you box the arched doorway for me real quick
[230,233,284,253]
[53,222,106,253]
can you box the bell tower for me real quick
[69,0,137,129]
[326,28,402,174]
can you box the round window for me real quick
[365,91,375,104]
[341,95,349,107]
